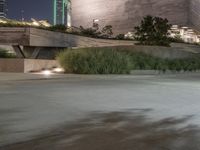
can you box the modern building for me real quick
[71,0,200,35]
[53,0,71,26]
[190,0,200,31]
[0,0,6,18]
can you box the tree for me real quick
[134,16,172,46]
[116,34,125,40]
[101,25,113,38]
[79,24,113,38]
[79,25,101,38]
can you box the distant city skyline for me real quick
[7,0,53,23]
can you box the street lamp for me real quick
[93,19,99,29]
[21,10,24,21]
[93,19,99,23]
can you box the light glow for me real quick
[93,19,99,22]
[32,21,40,26]
[53,67,64,73]
[0,19,7,23]
[41,70,53,76]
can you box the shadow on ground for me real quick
[1,109,200,150]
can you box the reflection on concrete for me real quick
[0,108,24,146]
[1,110,200,150]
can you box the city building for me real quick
[71,0,200,35]
[0,0,6,18]
[169,25,200,43]
[53,0,71,26]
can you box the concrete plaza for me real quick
[0,73,200,149]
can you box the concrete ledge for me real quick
[130,70,200,75]
[0,59,60,73]
[0,27,134,48]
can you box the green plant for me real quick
[0,22,28,27]
[118,48,200,72]
[57,48,131,74]
[134,15,172,46]
[0,50,16,58]
[101,25,113,38]
[57,46,200,74]
[48,24,67,32]
[79,25,101,38]
[116,34,125,40]
[79,24,115,38]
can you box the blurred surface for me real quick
[0,73,200,148]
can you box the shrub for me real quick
[134,15,172,46]
[115,34,125,40]
[79,24,115,38]
[118,48,200,72]
[101,25,113,38]
[57,47,200,74]
[57,48,131,74]
[120,51,166,70]
[48,24,67,32]
[79,26,101,38]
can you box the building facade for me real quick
[53,0,71,26]
[189,0,200,31]
[71,0,200,35]
[0,0,6,18]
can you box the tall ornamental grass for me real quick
[57,47,200,74]
[57,48,131,74]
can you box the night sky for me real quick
[7,0,53,23]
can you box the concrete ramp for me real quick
[0,27,134,59]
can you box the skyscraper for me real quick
[71,0,200,34]
[0,0,6,18]
[53,0,71,26]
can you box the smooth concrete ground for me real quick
[0,73,200,149]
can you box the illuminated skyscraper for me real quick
[0,0,6,18]
[53,0,71,26]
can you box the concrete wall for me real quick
[24,59,60,73]
[0,59,24,72]
[29,28,135,48]
[0,59,60,73]
[0,27,29,46]
[71,0,189,34]
[114,45,198,59]
[0,27,134,48]
[189,0,200,31]
[0,45,13,52]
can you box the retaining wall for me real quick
[0,59,60,73]
[97,44,200,59]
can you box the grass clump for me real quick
[57,47,200,74]
[121,50,200,72]
[57,48,131,74]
